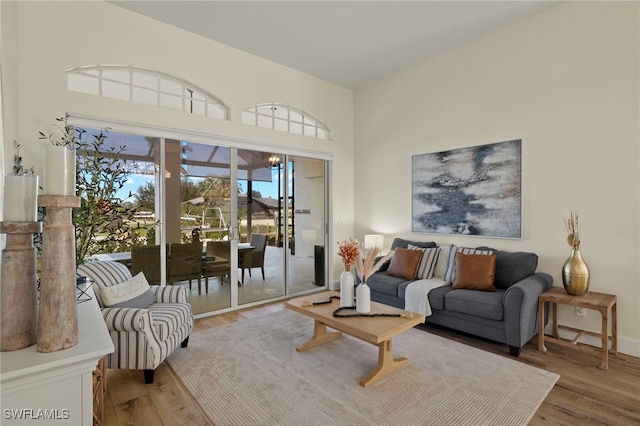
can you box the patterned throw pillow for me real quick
[100,272,156,309]
[407,244,441,279]
[444,244,493,284]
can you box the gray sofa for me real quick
[366,238,553,356]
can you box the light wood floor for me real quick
[103,301,640,426]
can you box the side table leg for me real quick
[552,302,558,338]
[599,307,609,370]
[611,302,618,355]
[538,299,547,353]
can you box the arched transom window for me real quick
[66,65,229,120]
[242,103,330,140]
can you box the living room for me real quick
[1,1,638,425]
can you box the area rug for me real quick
[167,310,558,426]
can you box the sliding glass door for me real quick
[76,123,327,316]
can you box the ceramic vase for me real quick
[340,266,355,307]
[356,282,371,313]
[0,221,41,351]
[562,246,590,296]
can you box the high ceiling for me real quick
[111,1,562,89]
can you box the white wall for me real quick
[354,2,639,355]
[2,1,355,285]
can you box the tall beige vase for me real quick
[37,195,81,352]
[0,221,42,351]
[562,246,590,296]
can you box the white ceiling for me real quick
[111,1,562,89]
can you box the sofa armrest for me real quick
[503,273,553,348]
[150,285,188,303]
[101,307,153,333]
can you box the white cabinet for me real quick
[0,287,113,425]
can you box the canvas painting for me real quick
[412,139,522,238]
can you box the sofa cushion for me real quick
[476,247,538,289]
[444,245,493,283]
[445,289,505,321]
[366,272,407,296]
[387,247,422,280]
[452,252,497,292]
[408,245,441,279]
[390,238,437,250]
[426,285,453,310]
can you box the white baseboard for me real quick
[544,323,640,358]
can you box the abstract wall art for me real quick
[412,139,522,238]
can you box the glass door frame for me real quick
[68,114,331,315]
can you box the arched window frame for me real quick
[242,103,331,140]
[66,65,229,120]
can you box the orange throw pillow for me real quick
[386,247,423,281]
[452,252,497,291]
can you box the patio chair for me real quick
[131,244,163,285]
[240,234,267,284]
[76,260,193,384]
[168,242,203,293]
[203,241,231,291]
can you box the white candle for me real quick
[42,145,76,195]
[3,174,39,222]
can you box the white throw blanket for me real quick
[404,278,448,319]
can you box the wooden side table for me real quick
[538,287,617,370]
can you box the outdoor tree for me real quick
[134,181,156,211]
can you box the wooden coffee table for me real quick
[286,291,425,387]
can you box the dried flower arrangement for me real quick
[564,210,581,248]
[337,238,359,269]
[354,247,393,283]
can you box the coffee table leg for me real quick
[296,320,342,352]
[359,339,408,388]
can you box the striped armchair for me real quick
[77,260,194,384]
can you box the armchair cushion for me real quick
[101,272,156,309]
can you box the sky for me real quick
[116,167,286,202]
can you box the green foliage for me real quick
[73,126,140,264]
[134,181,156,211]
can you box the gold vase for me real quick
[562,246,590,296]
